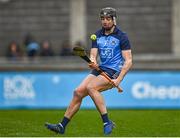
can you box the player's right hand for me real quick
[88,62,98,70]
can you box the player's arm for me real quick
[90,48,98,64]
[89,48,98,69]
[114,50,133,86]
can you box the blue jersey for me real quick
[92,26,131,72]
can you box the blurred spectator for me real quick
[24,33,40,57]
[27,41,40,57]
[59,40,72,56]
[6,41,22,60]
[40,40,54,57]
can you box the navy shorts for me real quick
[90,66,120,79]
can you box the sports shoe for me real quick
[103,121,115,135]
[45,122,65,134]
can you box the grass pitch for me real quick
[0,109,180,137]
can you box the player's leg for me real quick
[87,75,111,114]
[45,74,97,134]
[86,75,115,135]
[64,74,97,119]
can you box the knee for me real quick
[86,84,96,94]
[73,88,85,100]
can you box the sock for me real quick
[60,116,70,128]
[101,113,109,125]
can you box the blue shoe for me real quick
[45,122,65,134]
[103,121,115,135]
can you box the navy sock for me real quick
[101,113,109,124]
[60,117,70,128]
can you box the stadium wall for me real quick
[0,0,172,56]
[0,0,70,56]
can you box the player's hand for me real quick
[88,62,98,70]
[111,79,121,87]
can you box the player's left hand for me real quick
[111,79,121,87]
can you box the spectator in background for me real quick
[6,41,22,60]
[23,33,40,57]
[27,41,40,57]
[40,40,54,57]
[59,40,72,56]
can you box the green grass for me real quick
[0,109,180,137]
